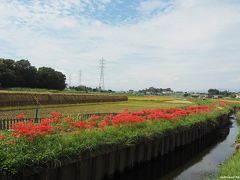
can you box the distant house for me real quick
[236,94,240,99]
[146,91,152,95]
[191,94,200,98]
[162,88,174,95]
[199,94,208,100]
[213,95,223,99]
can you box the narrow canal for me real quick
[108,115,239,180]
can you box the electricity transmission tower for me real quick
[99,58,105,90]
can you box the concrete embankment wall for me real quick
[0,92,128,106]
[1,114,230,180]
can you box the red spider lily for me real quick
[5,104,219,143]
[111,112,146,125]
[40,118,53,125]
[50,112,62,119]
[98,121,107,129]
[0,134,4,140]
[72,120,87,129]
[63,116,73,122]
[16,114,26,119]
[103,114,113,120]
[89,115,101,121]
[12,121,55,139]
[87,122,96,129]
[103,114,113,125]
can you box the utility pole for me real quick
[99,58,105,90]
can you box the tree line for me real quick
[137,87,173,94]
[0,58,66,90]
[208,89,234,96]
[69,85,114,93]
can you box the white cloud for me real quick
[138,0,175,17]
[0,0,240,91]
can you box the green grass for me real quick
[0,99,192,119]
[215,112,240,179]
[0,109,228,175]
[216,152,240,178]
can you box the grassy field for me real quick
[0,96,194,119]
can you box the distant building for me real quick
[236,94,240,99]
[191,94,200,98]
[199,94,208,100]
[162,88,174,95]
[213,95,223,99]
[146,91,152,95]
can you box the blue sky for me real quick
[0,0,240,91]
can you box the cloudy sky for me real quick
[0,0,240,91]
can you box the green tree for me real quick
[208,89,220,95]
[37,67,66,90]
[13,60,37,87]
[0,58,66,90]
[0,59,16,87]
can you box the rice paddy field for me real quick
[0,95,194,119]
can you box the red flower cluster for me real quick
[8,105,214,141]
[132,106,211,121]
[112,112,146,126]
[72,121,87,129]
[89,115,101,121]
[0,134,4,141]
[16,114,26,119]
[12,119,55,140]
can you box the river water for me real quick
[163,115,238,180]
[109,116,239,180]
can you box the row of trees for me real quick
[0,58,66,90]
[137,87,173,94]
[69,85,114,93]
[208,89,234,96]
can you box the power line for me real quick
[99,58,105,90]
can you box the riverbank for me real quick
[0,104,231,179]
[216,112,240,179]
